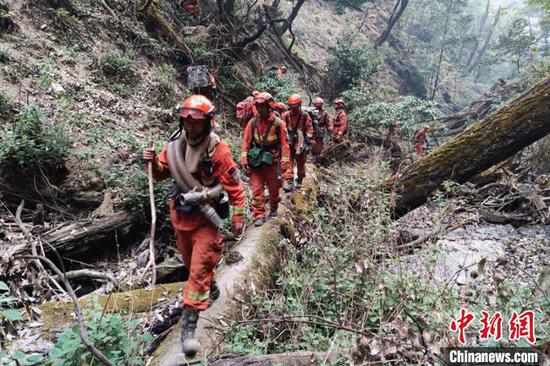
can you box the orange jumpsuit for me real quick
[311,110,329,157]
[414,126,430,157]
[281,110,313,180]
[151,139,246,311]
[241,113,290,219]
[331,109,347,143]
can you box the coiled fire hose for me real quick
[166,137,224,228]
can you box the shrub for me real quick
[0,43,10,62]
[254,70,299,102]
[98,50,135,83]
[0,90,10,114]
[0,105,70,174]
[46,298,152,365]
[326,32,382,95]
[152,65,178,106]
[344,94,439,139]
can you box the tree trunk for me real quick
[467,6,501,74]
[42,211,138,258]
[375,0,409,48]
[430,0,453,100]
[465,0,490,68]
[384,76,550,217]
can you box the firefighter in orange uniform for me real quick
[143,95,245,356]
[282,94,313,191]
[331,99,348,143]
[273,102,288,118]
[241,92,290,226]
[311,97,330,158]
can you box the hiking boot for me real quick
[295,177,303,189]
[208,280,220,307]
[254,217,265,226]
[181,308,199,357]
[268,208,278,219]
[283,179,294,192]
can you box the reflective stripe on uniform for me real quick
[233,206,245,215]
[187,290,210,301]
[281,157,289,162]
[252,199,263,206]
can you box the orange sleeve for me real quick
[151,145,172,181]
[278,120,290,168]
[304,113,313,138]
[212,142,246,218]
[240,120,253,165]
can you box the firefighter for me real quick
[236,96,255,130]
[414,125,431,157]
[311,97,330,158]
[331,99,347,143]
[273,102,288,118]
[282,94,313,191]
[241,92,290,226]
[143,95,246,356]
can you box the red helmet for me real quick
[313,97,324,107]
[334,99,345,108]
[275,102,287,111]
[254,92,275,107]
[288,94,301,106]
[179,95,215,121]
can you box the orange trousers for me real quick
[249,163,282,219]
[284,149,307,180]
[175,225,223,311]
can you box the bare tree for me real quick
[430,0,454,100]
[375,0,410,48]
[465,0,491,69]
[467,5,502,74]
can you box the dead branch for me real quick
[99,0,118,18]
[142,141,157,286]
[52,269,116,283]
[16,255,114,366]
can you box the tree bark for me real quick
[384,76,550,217]
[375,0,409,48]
[41,211,138,258]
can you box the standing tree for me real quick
[375,0,409,48]
[495,18,536,75]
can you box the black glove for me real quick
[305,137,312,146]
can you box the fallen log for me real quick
[210,350,343,366]
[38,282,184,333]
[41,211,139,258]
[385,76,550,218]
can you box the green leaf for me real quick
[0,281,8,291]
[4,309,22,321]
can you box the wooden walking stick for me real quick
[143,140,157,286]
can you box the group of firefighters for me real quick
[142,90,347,356]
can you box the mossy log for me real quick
[38,282,184,334]
[385,76,550,217]
[41,211,138,258]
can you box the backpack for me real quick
[186,65,213,90]
[236,97,254,122]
